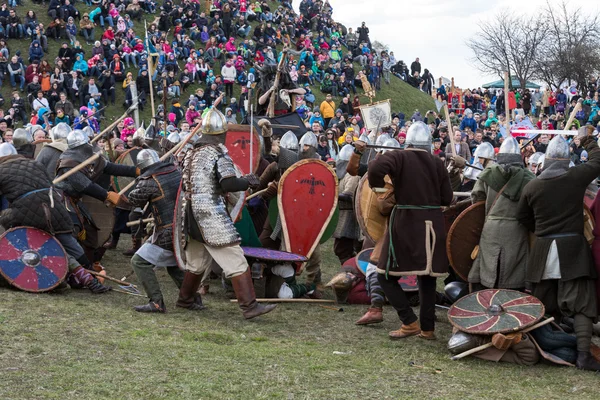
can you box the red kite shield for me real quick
[0,227,68,292]
[225,124,261,175]
[278,160,338,268]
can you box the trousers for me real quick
[184,238,248,279]
[378,273,437,331]
[131,254,184,302]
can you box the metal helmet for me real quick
[167,131,181,144]
[67,129,89,149]
[0,142,17,157]
[538,154,546,170]
[280,131,299,151]
[299,131,318,149]
[200,107,228,135]
[546,135,570,160]
[473,142,495,160]
[82,126,95,140]
[337,143,354,162]
[12,128,33,148]
[444,281,469,304]
[498,136,520,155]
[528,152,544,166]
[136,148,160,171]
[375,133,391,147]
[464,162,483,181]
[27,124,43,136]
[448,331,487,355]
[405,121,431,148]
[52,122,72,141]
[382,138,400,153]
[358,133,371,145]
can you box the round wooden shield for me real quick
[356,248,372,275]
[173,182,186,270]
[448,289,545,335]
[446,201,486,281]
[278,159,338,261]
[81,195,115,246]
[442,198,472,234]
[354,174,391,243]
[225,125,261,176]
[0,227,68,292]
[111,147,141,195]
[242,247,307,263]
[355,248,418,291]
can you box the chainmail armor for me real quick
[182,143,241,247]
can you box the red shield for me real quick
[278,159,338,268]
[0,227,68,292]
[225,124,261,175]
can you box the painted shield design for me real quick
[110,147,142,199]
[354,174,392,243]
[446,201,486,281]
[81,195,116,246]
[448,289,545,335]
[173,182,186,270]
[278,159,338,265]
[0,227,68,292]
[241,247,307,263]
[225,124,262,175]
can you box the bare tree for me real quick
[466,12,547,90]
[534,1,600,91]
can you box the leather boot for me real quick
[418,331,436,340]
[576,351,600,372]
[389,321,421,340]
[176,272,206,311]
[231,269,276,319]
[135,299,167,313]
[355,307,383,325]
[123,236,141,257]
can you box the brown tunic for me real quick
[368,148,453,277]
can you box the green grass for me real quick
[8,1,435,129]
[1,238,600,399]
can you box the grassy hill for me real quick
[12,1,435,128]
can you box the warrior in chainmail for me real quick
[127,149,190,313]
[0,143,110,293]
[54,129,139,271]
[333,144,362,264]
[36,123,71,179]
[177,107,276,319]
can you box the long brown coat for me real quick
[368,148,453,277]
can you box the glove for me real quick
[105,191,130,209]
[353,140,366,154]
[450,155,466,169]
[243,173,260,190]
[491,332,522,351]
[263,181,278,199]
[135,167,141,176]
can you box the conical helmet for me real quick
[405,121,431,147]
[52,122,72,141]
[358,133,371,145]
[382,138,400,153]
[299,131,318,149]
[337,143,354,161]
[546,135,570,160]
[0,142,17,157]
[200,107,228,135]
[473,142,495,160]
[280,131,299,151]
[498,136,520,155]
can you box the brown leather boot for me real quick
[355,307,383,325]
[176,272,206,311]
[418,331,436,340]
[123,236,141,257]
[389,321,421,340]
[231,269,277,319]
